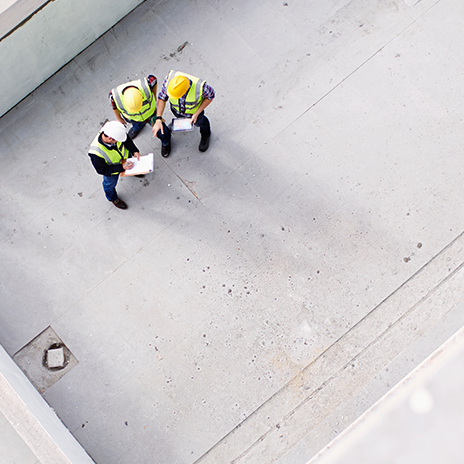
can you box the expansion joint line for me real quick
[275,21,418,141]
[195,228,464,463]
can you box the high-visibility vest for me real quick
[112,78,157,122]
[166,71,206,115]
[89,133,130,176]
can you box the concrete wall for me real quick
[0,343,95,463]
[308,325,464,464]
[0,0,145,117]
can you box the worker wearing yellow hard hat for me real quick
[152,70,215,157]
[109,75,171,147]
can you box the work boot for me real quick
[112,198,127,209]
[128,126,142,139]
[161,142,171,158]
[199,135,210,152]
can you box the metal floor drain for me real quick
[43,343,67,370]
[13,326,78,392]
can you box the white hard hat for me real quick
[102,121,127,142]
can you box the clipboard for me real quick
[171,118,193,132]
[121,153,154,176]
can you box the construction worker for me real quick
[88,121,141,210]
[152,70,215,156]
[109,75,171,147]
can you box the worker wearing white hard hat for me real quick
[88,121,142,210]
[109,75,171,148]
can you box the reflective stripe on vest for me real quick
[112,78,156,122]
[166,71,205,115]
[89,133,129,174]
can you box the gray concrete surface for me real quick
[275,296,464,464]
[0,409,40,464]
[201,234,464,464]
[2,0,464,463]
[307,323,464,464]
[0,343,94,464]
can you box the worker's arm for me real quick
[152,83,157,101]
[112,108,126,126]
[89,153,124,176]
[109,91,126,126]
[124,136,140,160]
[152,99,167,136]
[191,98,212,125]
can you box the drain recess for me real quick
[13,326,79,392]
[43,343,68,370]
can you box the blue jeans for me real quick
[102,174,119,202]
[171,108,211,137]
[128,119,146,134]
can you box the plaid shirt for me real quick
[109,75,157,110]
[158,73,215,113]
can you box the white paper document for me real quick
[123,153,154,176]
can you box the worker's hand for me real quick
[133,152,141,161]
[153,119,163,137]
[122,159,134,170]
[191,112,199,125]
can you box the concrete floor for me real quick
[308,323,464,464]
[2,0,464,463]
[0,409,40,464]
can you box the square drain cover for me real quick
[13,326,78,392]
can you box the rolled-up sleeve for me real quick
[157,74,170,101]
[202,83,215,100]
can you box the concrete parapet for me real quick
[307,324,464,464]
[0,343,95,463]
[0,0,144,117]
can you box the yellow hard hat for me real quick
[167,76,189,99]
[123,87,143,112]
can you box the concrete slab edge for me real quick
[194,230,464,463]
[0,0,50,41]
[305,322,464,464]
[0,344,95,464]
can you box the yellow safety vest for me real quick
[166,71,206,115]
[89,133,130,176]
[112,78,157,122]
